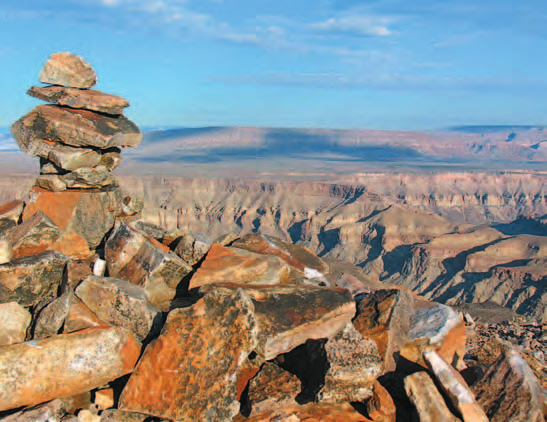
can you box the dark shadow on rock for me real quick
[274,339,330,404]
[492,216,547,236]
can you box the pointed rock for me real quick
[0,302,31,346]
[189,243,290,290]
[75,276,161,341]
[105,221,192,304]
[423,349,488,422]
[0,251,66,307]
[247,362,301,416]
[173,231,211,265]
[404,371,460,422]
[11,105,141,150]
[232,233,329,282]
[39,52,97,88]
[28,85,129,115]
[0,326,140,412]
[318,323,383,403]
[23,186,122,250]
[119,288,259,421]
[474,348,545,422]
[7,210,60,259]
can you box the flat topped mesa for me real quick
[10,52,141,192]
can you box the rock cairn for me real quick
[11,52,141,192]
[0,53,544,422]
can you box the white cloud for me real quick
[310,15,392,37]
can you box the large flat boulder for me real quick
[0,326,140,412]
[11,104,141,150]
[28,85,129,115]
[0,251,67,307]
[23,186,122,250]
[119,288,259,421]
[39,52,97,88]
[189,243,290,290]
[105,221,191,304]
[474,348,545,422]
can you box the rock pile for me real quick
[0,53,545,422]
[11,52,140,192]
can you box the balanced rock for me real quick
[0,326,140,412]
[189,243,290,290]
[474,348,545,422]
[75,276,161,341]
[105,221,192,304]
[39,52,97,88]
[23,186,122,250]
[0,251,66,307]
[28,85,129,115]
[12,105,141,150]
[0,302,31,346]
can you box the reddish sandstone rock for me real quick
[232,233,329,282]
[0,302,31,346]
[23,186,122,250]
[65,256,95,290]
[234,402,371,421]
[11,105,141,150]
[7,210,60,258]
[39,52,97,88]
[0,199,24,223]
[404,371,460,422]
[0,251,66,307]
[119,288,259,421]
[0,326,140,412]
[353,289,466,372]
[94,388,115,411]
[75,276,161,341]
[318,323,383,403]
[189,243,290,290]
[366,381,396,422]
[247,362,301,416]
[105,221,192,303]
[423,349,488,422]
[28,85,129,115]
[474,348,545,422]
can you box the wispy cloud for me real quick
[309,15,392,37]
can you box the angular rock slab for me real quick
[189,243,290,290]
[11,104,141,150]
[247,362,301,416]
[366,381,397,422]
[0,398,70,422]
[39,52,97,88]
[404,371,460,422]
[23,186,122,250]
[119,288,259,421]
[0,251,66,307]
[232,233,329,281]
[75,276,161,341]
[36,174,69,192]
[474,348,545,422]
[318,323,383,403]
[7,210,60,259]
[0,326,140,412]
[99,410,156,422]
[423,349,488,422]
[63,166,117,189]
[28,85,129,115]
[105,221,192,303]
[0,238,12,265]
[173,231,211,265]
[0,302,31,346]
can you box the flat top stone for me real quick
[39,52,97,89]
[28,86,129,115]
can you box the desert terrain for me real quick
[0,125,545,323]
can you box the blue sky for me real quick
[0,0,545,130]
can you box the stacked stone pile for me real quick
[11,52,141,192]
[0,53,544,422]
